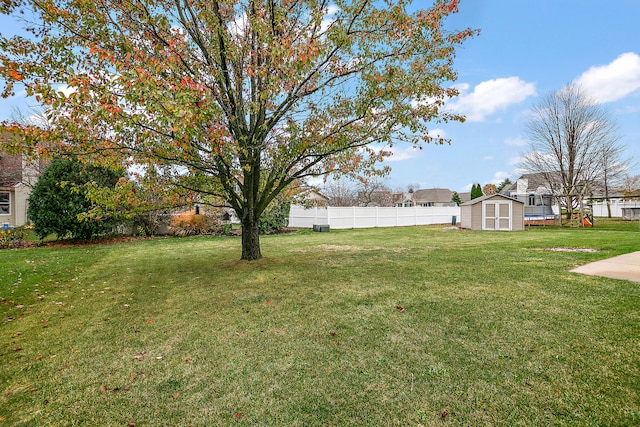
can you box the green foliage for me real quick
[451,191,462,206]
[497,178,512,193]
[27,158,124,240]
[0,0,477,260]
[259,202,290,234]
[470,183,483,199]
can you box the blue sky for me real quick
[1,1,639,193]
[382,0,640,192]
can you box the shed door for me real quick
[482,201,512,230]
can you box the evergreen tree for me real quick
[28,158,124,239]
[451,191,462,206]
[470,183,483,200]
[496,178,512,193]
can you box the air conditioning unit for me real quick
[313,224,330,232]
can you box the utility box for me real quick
[313,224,330,232]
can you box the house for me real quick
[501,173,559,220]
[393,188,461,207]
[303,188,330,207]
[460,194,525,231]
[0,151,32,227]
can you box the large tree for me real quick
[1,0,476,260]
[521,83,629,224]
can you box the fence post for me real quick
[352,206,356,228]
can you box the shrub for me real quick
[0,226,26,249]
[169,209,221,236]
[259,202,290,234]
[28,158,124,240]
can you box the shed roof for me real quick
[461,194,523,206]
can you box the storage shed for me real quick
[460,194,524,231]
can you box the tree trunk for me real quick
[241,210,262,261]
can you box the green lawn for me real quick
[2,221,640,426]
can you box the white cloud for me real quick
[384,145,422,162]
[448,77,537,122]
[576,52,640,103]
[483,155,494,161]
[504,136,528,147]
[427,128,447,140]
[508,155,523,166]
[491,171,511,185]
[321,5,340,33]
[305,176,325,187]
[57,84,76,97]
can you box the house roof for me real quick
[458,192,471,203]
[461,194,523,206]
[412,188,453,203]
[0,151,22,188]
[502,172,562,195]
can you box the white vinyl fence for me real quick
[591,201,640,217]
[288,205,460,229]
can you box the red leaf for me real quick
[99,385,106,393]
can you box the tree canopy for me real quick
[1,0,477,259]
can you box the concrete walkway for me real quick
[571,251,640,283]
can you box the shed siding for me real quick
[512,201,524,231]
[461,194,524,231]
[471,203,483,230]
[460,205,472,229]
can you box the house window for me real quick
[420,202,434,207]
[528,194,536,206]
[0,192,9,215]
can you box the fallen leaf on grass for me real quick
[99,385,106,393]
[134,350,147,360]
[173,392,179,398]
[396,306,405,312]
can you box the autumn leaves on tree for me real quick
[0,0,476,259]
